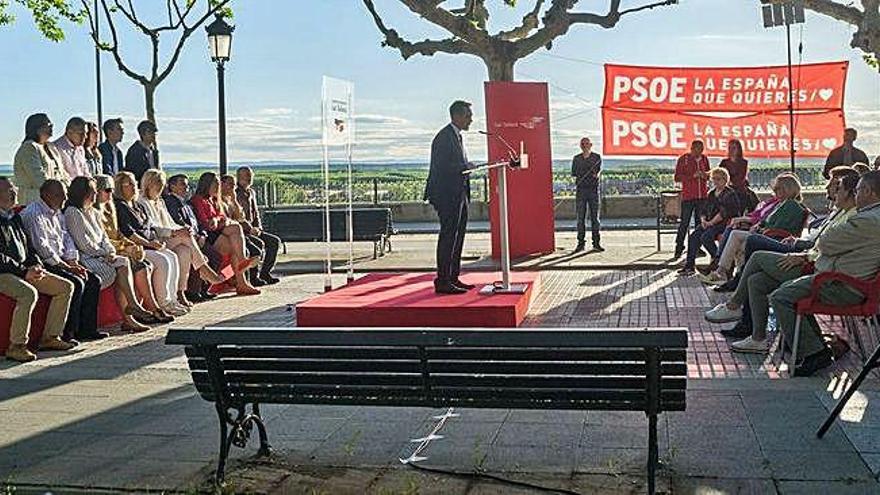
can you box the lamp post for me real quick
[206,14,234,176]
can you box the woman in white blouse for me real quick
[113,171,188,316]
[138,169,224,306]
[63,176,157,332]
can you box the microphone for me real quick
[479,130,521,167]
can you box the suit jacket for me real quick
[13,140,71,205]
[124,140,160,182]
[0,211,41,277]
[98,141,124,176]
[423,124,470,208]
[815,202,880,280]
[163,193,203,237]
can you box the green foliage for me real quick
[864,53,879,71]
[0,0,83,41]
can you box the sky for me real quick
[0,0,878,165]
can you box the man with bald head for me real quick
[571,137,603,252]
[21,180,107,342]
[0,177,75,362]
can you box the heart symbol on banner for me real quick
[818,88,834,101]
[822,138,838,149]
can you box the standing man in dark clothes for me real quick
[98,118,125,176]
[823,128,869,178]
[424,100,475,295]
[571,137,603,252]
[124,120,160,183]
[673,140,710,259]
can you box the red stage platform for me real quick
[296,272,540,328]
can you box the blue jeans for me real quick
[685,223,726,268]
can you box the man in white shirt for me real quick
[20,179,107,342]
[53,117,90,179]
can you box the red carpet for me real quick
[296,272,540,328]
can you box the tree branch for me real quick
[497,0,546,41]
[361,0,481,60]
[770,0,862,25]
[156,0,231,84]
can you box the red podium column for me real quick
[484,82,555,259]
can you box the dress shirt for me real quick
[53,136,90,178]
[20,199,79,266]
[235,185,263,230]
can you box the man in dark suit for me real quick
[98,118,125,176]
[424,100,475,295]
[823,128,869,178]
[124,120,160,183]
[164,174,219,302]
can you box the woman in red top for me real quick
[719,139,756,213]
[191,172,260,296]
[673,140,710,258]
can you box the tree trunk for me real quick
[143,83,157,123]
[486,58,516,81]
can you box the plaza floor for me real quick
[2,231,880,494]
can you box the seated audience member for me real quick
[874,156,880,171]
[113,172,187,316]
[53,117,90,179]
[718,139,757,212]
[220,174,266,286]
[64,176,156,332]
[83,122,102,177]
[164,174,220,302]
[678,167,741,275]
[93,174,171,324]
[98,118,125,176]
[714,167,855,293]
[0,177,75,362]
[191,172,260,296]
[139,169,224,306]
[236,166,281,284]
[14,113,70,205]
[20,180,108,342]
[699,174,805,285]
[704,172,871,376]
[124,120,160,183]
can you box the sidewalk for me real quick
[1,268,879,494]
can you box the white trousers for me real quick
[165,235,209,291]
[145,248,180,306]
[717,229,749,274]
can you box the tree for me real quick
[0,0,83,41]
[80,0,233,122]
[773,0,880,69]
[362,0,678,81]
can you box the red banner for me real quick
[603,62,847,112]
[602,108,845,158]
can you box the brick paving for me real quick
[2,260,880,493]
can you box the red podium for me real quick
[485,82,555,259]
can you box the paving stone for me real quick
[582,424,667,451]
[493,421,583,448]
[576,447,646,475]
[669,425,760,453]
[482,444,578,474]
[765,450,873,481]
[506,409,586,424]
[671,477,778,494]
[751,420,855,453]
[777,480,880,494]
[367,468,470,495]
[669,447,772,479]
[309,420,423,467]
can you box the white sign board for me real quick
[322,76,354,147]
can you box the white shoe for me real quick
[697,271,728,286]
[161,303,189,316]
[730,336,771,354]
[705,303,742,323]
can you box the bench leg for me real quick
[215,404,231,485]
[253,403,272,457]
[647,413,658,495]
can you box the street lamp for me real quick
[206,14,235,176]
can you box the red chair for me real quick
[0,294,51,354]
[793,271,880,437]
